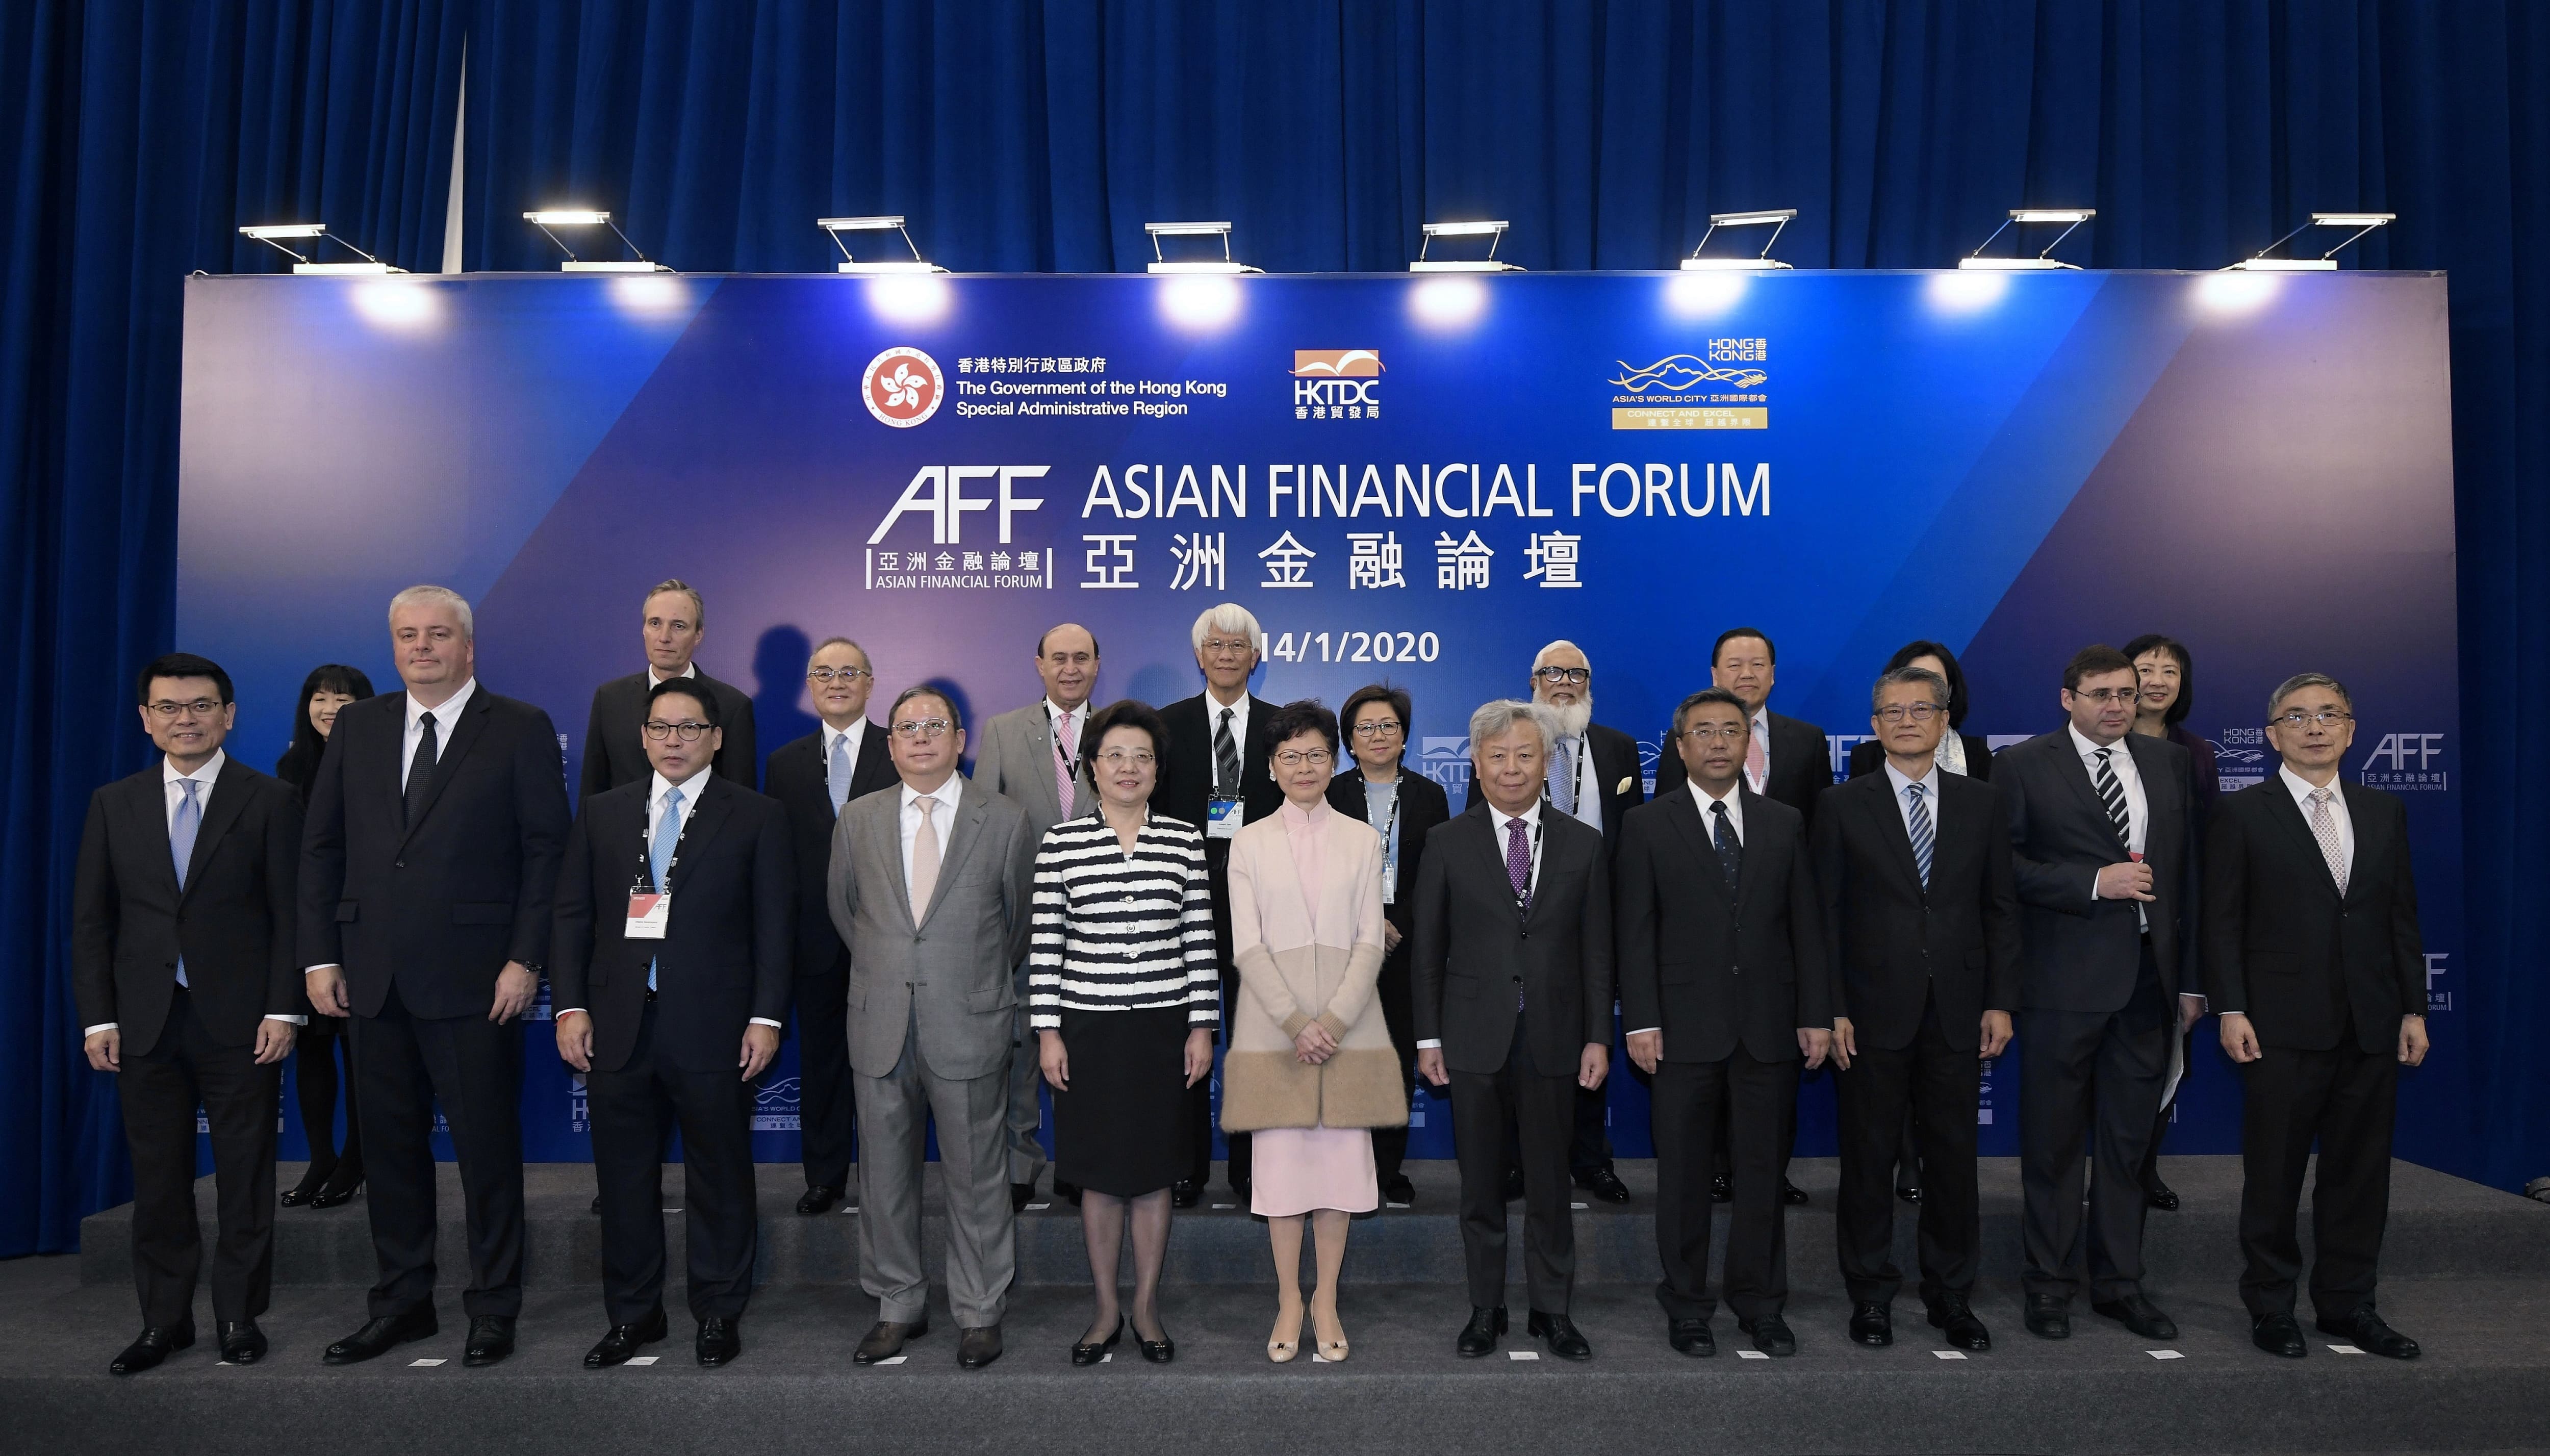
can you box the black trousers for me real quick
[291,1020,361,1180]
[2018,948,2170,1301]
[351,979,525,1319]
[1367,948,1419,1187]
[1836,986,1980,1305]
[1184,963,1250,1190]
[2140,1023,2197,1188]
[1653,1046,1798,1322]
[589,1002,759,1324]
[1451,1017,1579,1314]
[118,987,279,1329]
[795,958,858,1190]
[2237,1026,2398,1320]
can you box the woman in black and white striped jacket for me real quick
[1027,698,1218,1367]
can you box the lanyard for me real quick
[633,795,684,892]
[1500,811,1544,918]
[1541,735,1595,818]
[1045,702,1081,781]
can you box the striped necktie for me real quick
[1905,781,1933,892]
[2093,747,2131,847]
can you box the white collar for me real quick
[650,767,710,804]
[2068,722,2127,761]
[648,662,699,687]
[1045,696,1090,721]
[1486,797,1543,835]
[407,678,476,727]
[1882,756,1942,801]
[823,717,867,751]
[1689,778,1742,812]
[900,775,960,810]
[2280,764,2343,804]
[164,749,226,786]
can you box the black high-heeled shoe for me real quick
[280,1164,334,1208]
[1070,1318,1123,1367]
[310,1166,365,1210]
[1137,1327,1175,1364]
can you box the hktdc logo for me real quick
[863,347,945,428]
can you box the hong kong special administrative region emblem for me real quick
[863,346,945,428]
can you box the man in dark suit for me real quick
[76,653,305,1374]
[1328,682,1452,1207]
[1414,699,1613,1362]
[579,579,758,796]
[762,635,896,1216]
[1464,640,1641,1204]
[301,584,571,1368]
[1618,688,1830,1358]
[1999,644,2202,1342]
[552,679,793,1369]
[1156,603,1281,1205]
[1817,668,2020,1353]
[2206,672,2427,1361]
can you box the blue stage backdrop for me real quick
[175,268,2461,1174]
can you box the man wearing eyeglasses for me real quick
[968,623,1102,1209]
[578,579,758,798]
[827,687,1038,1370]
[1814,668,2019,1353]
[1464,641,1643,1205]
[76,653,307,1373]
[1997,644,2201,1344]
[762,637,897,1215]
[2204,674,2426,1361]
[551,680,792,1368]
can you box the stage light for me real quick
[1666,271,1749,316]
[1143,221,1261,275]
[523,209,668,272]
[349,279,439,328]
[866,273,952,324]
[2228,212,2395,271]
[1960,208,2094,270]
[2196,270,2281,314]
[238,223,404,275]
[818,215,948,274]
[1158,274,1243,328]
[1410,275,1489,326]
[1926,270,2010,313]
[1413,220,1521,272]
[1683,209,1795,271]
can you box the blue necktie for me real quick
[828,732,853,813]
[171,778,200,987]
[1905,782,1934,892]
[1710,800,1741,893]
[648,785,683,990]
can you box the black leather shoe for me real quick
[1456,1306,1508,1357]
[1849,1301,1893,1346]
[309,1169,364,1210]
[218,1320,267,1364]
[2093,1294,2177,1341]
[1381,1173,1417,1208]
[463,1314,517,1366]
[1169,1180,1200,1209]
[2317,1306,2419,1359]
[1782,1178,1809,1206]
[1059,1179,1084,1207]
[1895,1184,1923,1205]
[282,1164,331,1207]
[1010,1182,1035,1213]
[590,1194,603,1215]
[2145,1179,2180,1212]
[323,1305,437,1365]
[1667,1317,1715,1356]
[797,1184,842,1216]
[1574,1166,1631,1205]
[1072,1318,1123,1367]
[2023,1294,2070,1340]
[1230,1177,1251,1206]
[1502,1167,1526,1202]
[1926,1296,1991,1351]
[1740,1315,1797,1357]
[852,1317,927,1364]
[1710,1172,1732,1204]
[1528,1309,1592,1361]
[584,1309,669,1368]
[2252,1313,2308,1358]
[956,1324,1004,1369]
[1138,1333,1175,1363]
[696,1316,740,1367]
[109,1324,193,1374]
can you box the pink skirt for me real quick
[1248,1126,1378,1216]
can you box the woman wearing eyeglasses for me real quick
[1324,683,1449,1208]
[1028,699,1219,1366]
[1222,700,1403,1363]
[274,663,375,1209]
[2124,633,2221,1214]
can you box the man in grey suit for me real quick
[964,622,1100,1209]
[827,685,1038,1370]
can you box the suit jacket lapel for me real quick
[865,790,914,931]
[1865,774,1927,898]
[2262,779,2344,899]
[177,758,254,900]
[1732,786,1773,912]
[919,782,989,929]
[1663,789,1733,908]
[2056,736,2127,855]
[668,778,734,895]
[400,690,491,846]
[125,773,184,901]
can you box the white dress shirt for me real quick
[2070,724,2150,924]
[559,767,780,1027]
[900,776,961,891]
[648,662,698,688]
[1206,690,1252,791]
[2281,765,2356,879]
[1418,798,1545,1051]
[88,750,306,1036]
[403,677,479,789]
[1882,757,1944,841]
[1628,781,1746,1039]
[822,717,869,778]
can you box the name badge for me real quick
[1379,863,1396,904]
[625,891,670,940]
[1206,795,1244,841]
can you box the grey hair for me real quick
[1871,666,1951,714]
[1468,698,1560,758]
[387,584,474,640]
[1189,602,1263,654]
[805,635,869,673]
[1533,638,1589,673]
[644,578,704,625]
[2267,672,2352,720]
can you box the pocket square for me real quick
[1615,776,1633,795]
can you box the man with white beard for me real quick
[1463,640,1645,1204]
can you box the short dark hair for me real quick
[647,676,721,728]
[889,684,962,732]
[1672,686,1750,735]
[1035,623,1102,659]
[137,652,233,706]
[1262,698,1340,761]
[1340,682,1412,749]
[1871,667,1951,714]
[1711,627,1775,667]
[2062,644,2136,692]
[2121,633,2195,726]
[1078,698,1165,762]
[1882,640,1972,728]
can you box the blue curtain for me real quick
[6,0,2544,1255]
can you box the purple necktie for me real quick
[1506,816,1532,902]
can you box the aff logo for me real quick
[866,465,1049,544]
[863,346,946,428]
[2425,952,2452,1013]
[2362,732,2445,771]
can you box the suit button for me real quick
[395,860,405,869]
